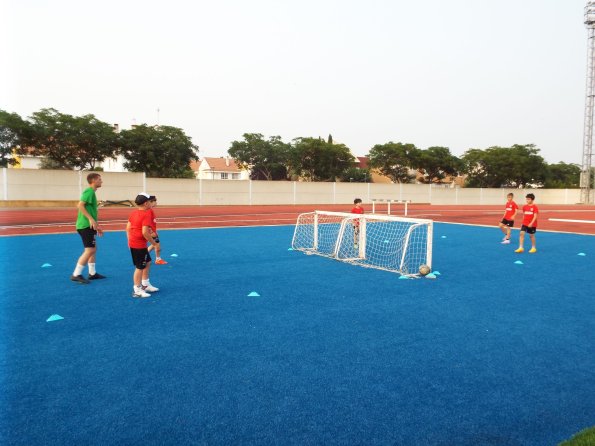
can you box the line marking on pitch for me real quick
[549,218,595,224]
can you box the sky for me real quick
[1,0,590,164]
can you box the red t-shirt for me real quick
[128,209,153,248]
[503,200,518,220]
[351,206,363,227]
[521,204,539,227]
[148,209,157,233]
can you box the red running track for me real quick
[1,204,595,236]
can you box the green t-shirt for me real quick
[76,187,98,230]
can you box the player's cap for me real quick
[149,195,157,201]
[135,192,151,205]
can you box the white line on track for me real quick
[549,218,595,224]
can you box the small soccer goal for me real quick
[292,211,433,276]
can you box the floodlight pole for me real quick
[581,2,595,204]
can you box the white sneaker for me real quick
[142,283,159,292]
[133,286,151,298]
[501,239,510,244]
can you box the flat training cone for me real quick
[247,291,260,297]
[41,263,52,268]
[170,253,178,257]
[46,314,64,322]
[425,273,437,279]
[514,260,524,265]
[398,275,409,280]
[441,236,447,239]
[578,253,586,256]
[433,271,441,275]
[288,248,294,251]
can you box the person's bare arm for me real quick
[142,226,157,247]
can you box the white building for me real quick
[192,157,249,180]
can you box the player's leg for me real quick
[529,230,537,253]
[515,227,526,253]
[353,225,359,247]
[72,229,96,283]
[87,235,106,280]
[131,248,150,298]
[500,221,511,244]
[141,253,159,292]
[499,221,508,237]
[154,236,167,264]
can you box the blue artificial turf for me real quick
[0,223,594,445]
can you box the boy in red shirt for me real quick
[126,193,160,298]
[499,193,518,244]
[515,193,539,254]
[147,195,167,265]
[351,198,364,247]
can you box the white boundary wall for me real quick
[1,168,583,205]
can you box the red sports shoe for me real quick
[155,258,168,265]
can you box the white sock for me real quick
[156,257,161,260]
[88,263,96,275]
[73,264,84,276]
[142,279,150,286]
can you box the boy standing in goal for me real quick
[351,198,364,247]
[499,193,518,244]
[515,193,539,254]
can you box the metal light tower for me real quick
[581,2,595,204]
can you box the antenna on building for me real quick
[581,1,595,204]
[157,107,160,126]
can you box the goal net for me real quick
[292,211,433,276]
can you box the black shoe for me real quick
[88,273,107,280]
[71,275,90,284]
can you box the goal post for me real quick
[292,211,433,276]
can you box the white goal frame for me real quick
[292,211,433,276]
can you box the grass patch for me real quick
[559,427,595,446]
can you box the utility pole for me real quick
[581,2,595,203]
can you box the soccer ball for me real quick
[418,264,431,276]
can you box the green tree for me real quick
[338,167,371,183]
[544,162,580,188]
[0,110,31,167]
[417,146,462,183]
[120,124,198,178]
[462,144,546,188]
[367,142,420,183]
[228,133,290,180]
[20,108,119,170]
[289,137,354,181]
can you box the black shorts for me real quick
[520,225,537,234]
[500,219,514,227]
[77,228,97,248]
[130,248,152,270]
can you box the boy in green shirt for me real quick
[71,173,105,284]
